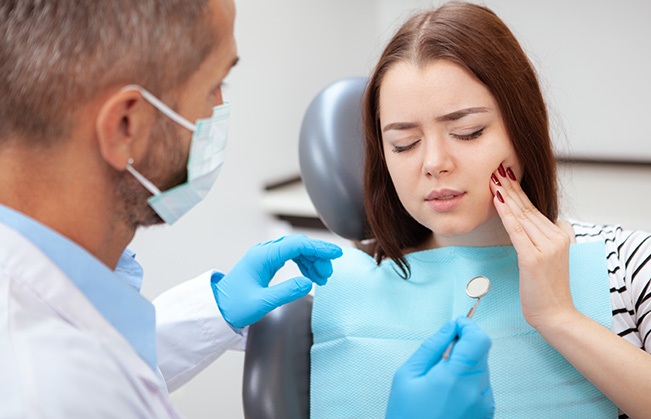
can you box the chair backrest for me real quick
[242,78,368,419]
[242,296,313,419]
[298,76,369,241]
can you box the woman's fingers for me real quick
[489,164,574,329]
[490,164,565,251]
[492,189,537,252]
[490,166,548,251]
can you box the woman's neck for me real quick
[414,217,576,251]
[423,215,513,250]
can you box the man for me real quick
[0,0,493,417]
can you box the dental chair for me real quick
[242,77,369,419]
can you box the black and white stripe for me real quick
[571,221,651,418]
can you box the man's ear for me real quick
[95,89,154,170]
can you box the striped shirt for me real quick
[571,221,651,418]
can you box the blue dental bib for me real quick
[311,242,616,418]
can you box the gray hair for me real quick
[0,0,216,144]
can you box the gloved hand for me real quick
[213,234,343,329]
[386,317,494,419]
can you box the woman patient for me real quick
[310,2,651,418]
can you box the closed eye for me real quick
[451,127,484,141]
[392,140,420,153]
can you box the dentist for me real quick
[0,0,493,417]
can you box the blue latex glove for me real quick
[386,317,494,419]
[213,234,343,329]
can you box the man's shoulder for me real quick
[0,294,162,417]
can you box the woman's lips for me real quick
[425,189,466,212]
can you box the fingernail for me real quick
[491,173,501,186]
[506,167,516,181]
[496,190,504,203]
[498,164,506,177]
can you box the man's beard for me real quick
[114,115,188,229]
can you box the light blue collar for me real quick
[0,204,157,372]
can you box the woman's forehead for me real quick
[378,60,498,122]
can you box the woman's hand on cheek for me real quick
[489,164,577,332]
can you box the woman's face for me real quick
[378,60,521,247]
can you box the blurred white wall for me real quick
[128,1,651,417]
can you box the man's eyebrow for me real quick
[230,56,240,68]
[435,107,490,122]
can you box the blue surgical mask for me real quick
[121,85,230,224]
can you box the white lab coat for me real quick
[0,221,245,418]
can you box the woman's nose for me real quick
[422,137,454,177]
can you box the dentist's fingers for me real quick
[255,235,343,283]
[294,256,334,286]
[398,321,458,375]
[263,276,314,308]
[444,317,492,373]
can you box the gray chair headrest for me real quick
[298,77,369,242]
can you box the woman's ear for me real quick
[95,89,154,170]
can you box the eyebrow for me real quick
[382,121,419,132]
[230,56,240,69]
[435,107,490,122]
[382,107,491,133]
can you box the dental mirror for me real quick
[442,276,491,359]
[464,275,491,318]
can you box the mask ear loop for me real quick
[119,85,194,198]
[120,84,196,132]
[125,158,162,197]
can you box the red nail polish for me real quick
[496,190,504,203]
[491,174,501,186]
[506,167,516,181]
[498,164,506,177]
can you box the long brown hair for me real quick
[363,2,557,277]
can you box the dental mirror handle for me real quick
[442,298,481,360]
